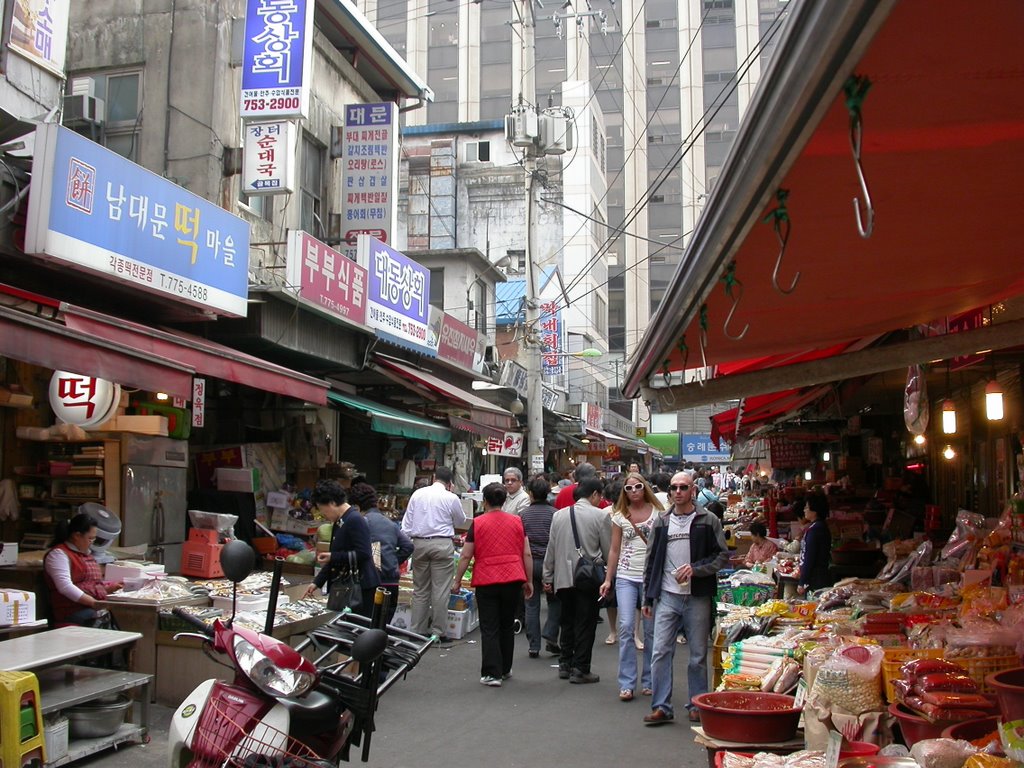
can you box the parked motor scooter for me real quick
[168,541,431,767]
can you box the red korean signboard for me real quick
[436,313,479,370]
[287,231,368,327]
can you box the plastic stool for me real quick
[0,671,46,768]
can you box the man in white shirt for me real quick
[400,466,467,640]
[501,467,530,516]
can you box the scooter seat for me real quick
[279,690,342,734]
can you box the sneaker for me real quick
[528,650,539,658]
[558,666,571,680]
[569,670,600,684]
[501,672,512,680]
[480,676,502,687]
[545,641,561,655]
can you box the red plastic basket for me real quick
[188,695,328,768]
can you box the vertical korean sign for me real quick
[341,103,398,261]
[241,0,314,119]
[243,120,296,195]
[357,235,434,357]
[540,301,562,375]
[192,378,206,428]
[25,124,250,316]
[7,0,70,76]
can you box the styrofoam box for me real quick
[0,589,35,625]
[211,593,289,614]
[0,542,17,566]
[105,562,166,582]
[266,491,291,509]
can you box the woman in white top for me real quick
[599,472,664,701]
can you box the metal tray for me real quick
[839,758,918,768]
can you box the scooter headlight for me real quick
[233,637,316,698]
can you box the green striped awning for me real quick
[327,391,451,443]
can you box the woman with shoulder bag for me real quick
[305,480,380,616]
[600,472,663,701]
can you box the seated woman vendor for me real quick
[44,512,122,627]
[744,521,778,568]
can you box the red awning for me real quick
[0,304,196,398]
[625,1,1024,403]
[448,414,506,441]
[372,355,514,430]
[62,304,329,405]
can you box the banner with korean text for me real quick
[8,0,70,76]
[243,120,296,195]
[357,235,433,356]
[25,124,250,316]
[241,0,314,119]
[340,102,398,261]
[286,231,368,327]
[540,301,562,375]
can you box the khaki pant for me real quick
[410,537,455,637]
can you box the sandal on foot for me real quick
[641,688,653,696]
[619,689,634,701]
[604,635,616,645]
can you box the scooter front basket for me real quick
[188,695,332,768]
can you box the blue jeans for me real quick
[650,591,712,717]
[525,557,561,652]
[616,578,653,692]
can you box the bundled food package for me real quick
[944,622,1018,659]
[809,643,884,714]
[910,738,979,768]
[939,510,986,568]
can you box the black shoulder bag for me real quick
[570,506,605,591]
[327,551,363,612]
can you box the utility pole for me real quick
[511,0,544,474]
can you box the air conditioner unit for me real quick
[63,94,105,125]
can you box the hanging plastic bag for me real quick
[809,643,884,714]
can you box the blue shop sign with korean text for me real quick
[357,235,434,357]
[241,0,314,119]
[681,434,732,463]
[25,124,250,317]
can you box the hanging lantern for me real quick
[941,399,957,434]
[942,445,956,460]
[986,379,1004,421]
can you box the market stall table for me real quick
[0,627,151,767]
[692,726,805,768]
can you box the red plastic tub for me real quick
[942,716,1002,754]
[986,667,1024,722]
[888,702,953,747]
[840,742,880,759]
[691,692,801,743]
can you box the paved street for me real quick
[77,623,710,768]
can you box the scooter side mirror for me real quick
[220,540,257,583]
[350,628,388,663]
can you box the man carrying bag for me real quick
[543,477,611,684]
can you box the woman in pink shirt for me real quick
[744,521,778,568]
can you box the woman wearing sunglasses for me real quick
[599,472,664,702]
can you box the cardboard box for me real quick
[448,589,475,612]
[215,467,260,493]
[445,607,478,639]
[0,589,35,625]
[267,491,291,509]
[0,542,18,566]
[391,603,413,630]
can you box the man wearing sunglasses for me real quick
[640,470,729,726]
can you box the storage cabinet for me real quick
[14,440,121,549]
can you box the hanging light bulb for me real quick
[942,444,956,460]
[803,470,812,481]
[913,434,926,446]
[822,450,831,462]
[941,399,957,434]
[986,379,1004,421]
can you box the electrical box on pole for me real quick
[539,112,574,155]
[505,107,539,148]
